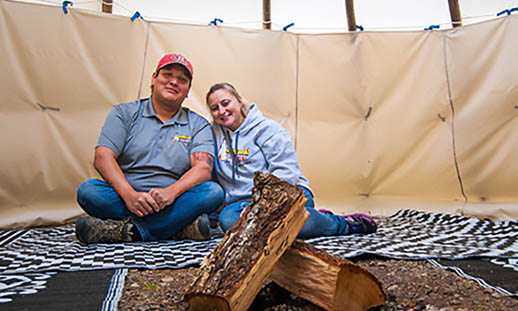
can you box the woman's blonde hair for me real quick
[206,82,249,117]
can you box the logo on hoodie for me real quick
[218,144,250,164]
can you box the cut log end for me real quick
[184,294,229,311]
[272,240,385,311]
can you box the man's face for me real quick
[151,64,191,106]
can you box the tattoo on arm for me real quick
[193,152,214,169]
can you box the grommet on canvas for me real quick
[62,1,73,14]
[36,103,60,112]
[364,106,372,120]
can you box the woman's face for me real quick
[207,88,245,131]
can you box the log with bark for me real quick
[184,171,310,311]
[271,240,386,311]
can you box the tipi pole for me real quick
[102,0,112,13]
[448,0,462,28]
[345,0,357,31]
[263,0,271,29]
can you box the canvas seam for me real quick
[136,22,151,100]
[442,33,468,207]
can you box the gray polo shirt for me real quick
[97,98,213,191]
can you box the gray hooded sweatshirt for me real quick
[212,104,310,204]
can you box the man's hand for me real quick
[147,152,213,210]
[95,146,160,217]
[123,191,160,217]
[149,188,178,210]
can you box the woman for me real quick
[206,82,377,238]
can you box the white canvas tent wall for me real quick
[0,0,517,229]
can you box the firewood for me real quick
[185,171,310,311]
[271,240,386,311]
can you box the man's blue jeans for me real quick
[218,186,349,238]
[77,179,224,241]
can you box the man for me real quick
[75,53,224,244]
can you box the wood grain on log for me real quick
[185,171,310,311]
[271,240,385,311]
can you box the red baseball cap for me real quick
[153,53,194,80]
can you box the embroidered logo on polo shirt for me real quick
[173,135,191,143]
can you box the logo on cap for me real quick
[154,53,194,79]
[170,55,185,62]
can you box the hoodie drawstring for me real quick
[223,129,239,183]
[233,133,239,182]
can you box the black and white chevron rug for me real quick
[305,209,518,260]
[1,209,517,305]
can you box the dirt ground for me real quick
[118,256,518,311]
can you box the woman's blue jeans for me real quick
[77,179,224,241]
[218,186,349,238]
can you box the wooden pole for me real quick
[345,0,357,31]
[263,0,271,30]
[448,0,462,28]
[102,0,112,14]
